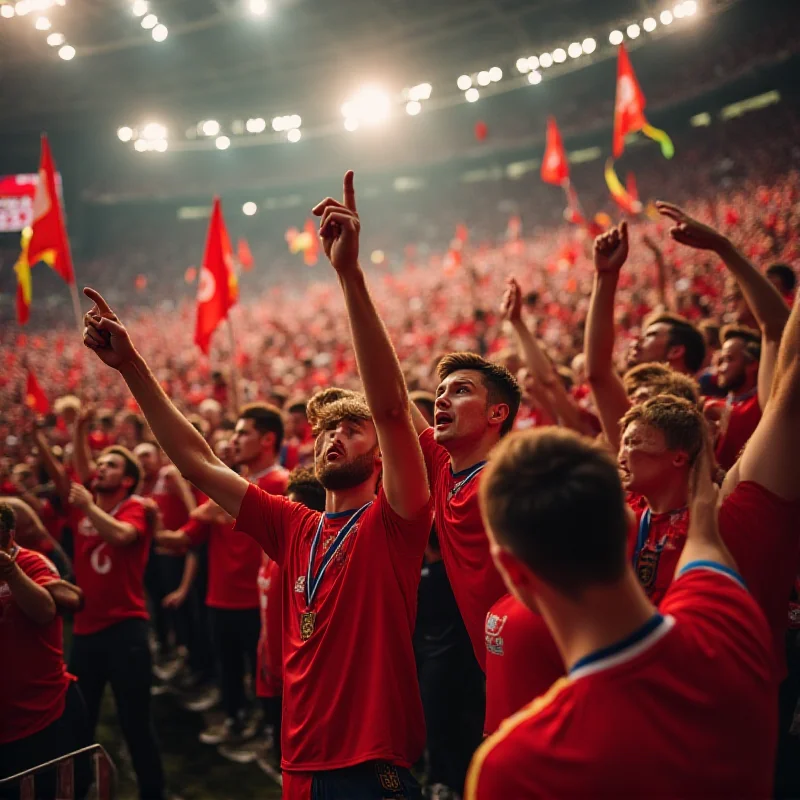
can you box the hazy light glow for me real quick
[539,52,553,68]
[246,117,266,133]
[340,85,391,126]
[683,0,697,15]
[408,82,432,101]
[457,74,472,91]
[134,139,148,152]
[117,126,134,142]
[152,23,167,41]
[609,29,623,45]
[488,66,502,82]
[249,0,268,14]
[465,87,479,103]
[674,3,686,17]
[660,9,674,23]
[477,70,491,86]
[15,1,30,15]
[515,57,530,73]
[568,42,582,58]
[201,120,220,136]
[46,31,64,45]
[141,13,157,28]
[527,55,540,70]
[344,117,359,132]
[153,139,168,152]
[35,15,50,29]
[627,23,640,38]
[287,128,301,143]
[1,4,15,17]
[58,44,75,59]
[142,122,167,140]
[527,70,542,85]
[643,16,657,31]
[406,100,421,116]
[552,48,567,63]
[215,135,231,150]
[242,202,258,216]
[582,37,597,54]
[132,0,148,16]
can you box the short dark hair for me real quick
[480,428,628,594]
[287,399,308,417]
[766,263,796,295]
[647,313,706,374]
[287,468,326,512]
[100,446,142,496]
[0,502,16,538]
[699,320,721,351]
[123,413,146,440]
[239,403,285,453]
[721,325,761,362]
[437,352,521,436]
[409,390,435,423]
[622,363,673,397]
[269,387,289,409]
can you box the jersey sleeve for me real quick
[233,482,301,565]
[19,549,61,587]
[376,486,433,563]
[180,517,210,548]
[116,498,150,541]
[419,427,449,494]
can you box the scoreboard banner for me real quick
[0,173,63,233]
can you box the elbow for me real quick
[370,399,411,427]
[586,367,613,388]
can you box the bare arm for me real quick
[163,465,197,515]
[163,552,198,609]
[410,402,431,437]
[1,497,71,575]
[72,409,96,485]
[584,224,633,452]
[314,172,429,519]
[644,235,670,310]
[0,552,57,625]
[81,288,250,520]
[45,580,84,614]
[68,484,139,547]
[33,429,69,501]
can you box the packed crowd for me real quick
[2,100,800,800]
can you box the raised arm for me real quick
[584,223,633,451]
[656,201,790,408]
[72,406,97,485]
[33,427,69,502]
[643,235,670,310]
[1,496,72,577]
[0,549,57,625]
[163,465,197,515]
[81,288,249,519]
[313,172,429,520]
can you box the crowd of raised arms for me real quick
[1,164,799,800]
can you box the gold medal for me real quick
[300,611,316,640]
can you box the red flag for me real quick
[455,223,469,244]
[27,135,74,284]
[25,369,50,414]
[541,117,570,185]
[194,197,236,355]
[626,172,639,203]
[612,45,648,159]
[237,237,254,271]
[302,219,319,266]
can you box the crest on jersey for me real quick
[375,763,402,793]
[294,575,306,593]
[485,613,508,656]
[636,548,660,589]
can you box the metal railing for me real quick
[0,744,117,800]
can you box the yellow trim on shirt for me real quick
[465,676,572,800]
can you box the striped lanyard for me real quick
[632,508,652,567]
[448,462,487,501]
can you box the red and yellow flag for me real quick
[14,227,33,326]
[25,369,50,414]
[541,117,570,186]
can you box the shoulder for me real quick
[419,427,448,467]
[16,547,60,584]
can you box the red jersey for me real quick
[484,594,564,735]
[0,548,74,743]
[257,555,283,698]
[466,565,777,799]
[715,391,761,471]
[146,469,190,532]
[419,428,507,670]
[70,496,151,635]
[234,483,432,772]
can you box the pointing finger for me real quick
[83,287,112,314]
[343,170,357,213]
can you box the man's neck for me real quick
[94,489,129,513]
[325,482,376,514]
[670,358,693,377]
[539,570,658,673]
[244,453,278,478]
[141,474,158,495]
[642,474,690,514]
[447,433,499,474]
[727,379,757,401]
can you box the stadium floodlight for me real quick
[643,17,657,32]
[552,48,567,63]
[117,126,134,142]
[344,117,359,132]
[287,114,301,128]
[406,100,421,116]
[457,74,472,91]
[582,37,597,54]
[132,0,148,16]
[609,29,623,45]
[242,202,258,216]
[408,82,432,101]
[201,120,221,136]
[660,9,674,24]
[34,15,50,29]
[141,13,157,28]
[153,139,168,152]
[527,70,542,85]
[539,52,553,68]
[46,31,64,45]
[488,66,502,82]
[683,0,697,15]
[515,57,530,73]
[627,23,640,38]
[287,128,301,143]
[1,4,15,17]
[568,42,582,58]
[142,122,167,140]
[477,70,491,86]
[134,139,148,152]
[152,24,167,41]
[246,117,266,133]
[340,85,391,127]
[58,44,75,59]
[527,55,540,70]
[15,0,30,14]
[249,0,268,14]
[30,0,53,8]
[465,87,479,103]
[215,135,231,150]
[673,3,686,17]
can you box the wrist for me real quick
[713,236,735,259]
[119,350,147,379]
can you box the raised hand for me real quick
[655,201,727,253]
[500,277,523,324]
[82,288,137,370]
[688,425,720,522]
[312,171,361,275]
[593,222,629,275]
[68,482,93,511]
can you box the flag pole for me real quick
[226,314,241,416]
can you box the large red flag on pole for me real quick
[27,134,75,284]
[541,117,570,186]
[195,197,237,355]
[14,227,33,326]
[25,369,50,414]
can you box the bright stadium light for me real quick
[457,74,472,91]
[683,0,697,15]
[528,70,542,85]
[153,139,168,152]
[202,120,220,136]
[134,139,148,152]
[515,57,530,73]
[152,24,167,41]
[552,48,566,63]
[568,42,582,58]
[539,52,553,68]
[246,117,266,133]
[15,1,30,15]
[582,37,597,54]
[287,128,301,143]
[46,31,64,45]
[406,100,421,116]
[408,82,432,101]
[58,44,75,59]
[117,126,134,142]
[142,122,166,140]
[215,135,231,150]
[288,114,301,128]
[465,87,479,103]
[643,17,657,31]
[673,3,686,18]
[141,13,157,28]
[609,29,623,45]
[132,0,148,16]
[35,15,50,29]
[344,117,359,132]
[340,85,391,126]
[242,202,257,216]
[488,66,502,82]
[627,23,641,38]
[249,0,268,14]
[527,55,540,70]
[660,9,674,23]
[1,4,15,17]
[477,70,491,86]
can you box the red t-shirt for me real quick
[466,565,777,799]
[234,483,432,772]
[0,548,74,743]
[257,555,283,698]
[484,593,564,735]
[715,392,761,471]
[419,428,507,670]
[70,496,152,635]
[146,469,190,532]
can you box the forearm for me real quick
[34,431,69,499]
[178,552,198,594]
[85,502,136,546]
[7,569,56,625]
[774,288,800,394]
[511,319,555,383]
[339,269,409,422]
[585,274,621,384]
[654,252,669,309]
[72,423,95,484]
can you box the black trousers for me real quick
[208,606,260,722]
[311,762,421,800]
[0,683,92,800]
[775,628,800,799]
[144,551,186,653]
[69,619,164,800]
